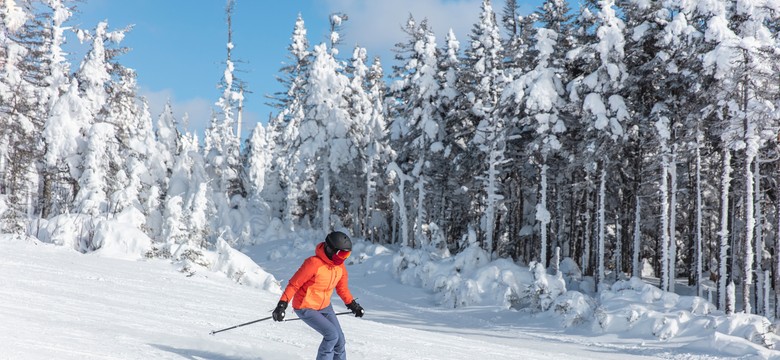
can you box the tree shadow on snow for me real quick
[150,344,262,360]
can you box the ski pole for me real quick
[210,311,356,335]
[209,316,273,335]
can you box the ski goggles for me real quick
[335,249,352,260]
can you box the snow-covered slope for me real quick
[2,236,776,359]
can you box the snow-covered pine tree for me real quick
[619,0,663,283]
[500,0,538,75]
[72,22,159,243]
[41,80,90,217]
[342,46,373,236]
[240,122,273,242]
[299,42,355,233]
[74,122,115,218]
[496,18,534,263]
[700,0,780,314]
[555,0,603,276]
[536,0,573,264]
[501,0,521,43]
[570,0,628,290]
[203,0,247,243]
[387,16,444,248]
[36,0,73,220]
[156,102,181,166]
[433,28,467,249]
[160,127,212,257]
[245,123,268,199]
[70,21,130,219]
[516,0,572,267]
[0,0,38,233]
[102,68,144,216]
[267,13,310,226]
[344,47,391,240]
[75,22,113,117]
[362,57,391,242]
[127,99,168,239]
[656,0,709,296]
[460,0,506,257]
[1,0,28,33]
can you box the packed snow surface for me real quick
[1,236,778,359]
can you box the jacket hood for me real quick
[315,242,334,265]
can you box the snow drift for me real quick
[390,243,780,354]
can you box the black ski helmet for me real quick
[325,231,352,251]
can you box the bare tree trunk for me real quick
[660,152,671,293]
[719,150,732,311]
[744,154,755,314]
[597,165,606,290]
[582,184,592,277]
[669,149,678,293]
[695,139,703,297]
[633,193,641,278]
[754,158,764,315]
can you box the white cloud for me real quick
[319,0,540,68]
[322,0,482,53]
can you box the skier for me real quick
[272,231,365,360]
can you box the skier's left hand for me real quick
[346,300,364,317]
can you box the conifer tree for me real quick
[570,0,628,289]
[460,0,506,257]
[267,14,311,225]
[700,0,780,314]
[300,42,354,233]
[0,0,36,232]
[363,56,391,242]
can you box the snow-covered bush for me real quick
[640,258,655,278]
[558,257,583,290]
[550,291,596,327]
[392,243,557,310]
[91,209,152,260]
[37,214,95,250]
[519,261,566,312]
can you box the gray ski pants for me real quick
[295,304,346,360]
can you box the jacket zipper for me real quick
[319,264,337,310]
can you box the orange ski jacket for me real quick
[280,242,355,310]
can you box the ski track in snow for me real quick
[0,239,765,359]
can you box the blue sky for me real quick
[70,0,540,139]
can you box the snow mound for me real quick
[392,244,565,310]
[684,331,776,359]
[549,290,596,327]
[593,277,780,350]
[92,217,152,260]
[37,208,150,259]
[207,238,281,293]
[35,210,280,293]
[390,247,780,353]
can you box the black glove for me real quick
[346,300,364,318]
[272,301,287,322]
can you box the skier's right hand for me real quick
[272,301,287,322]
